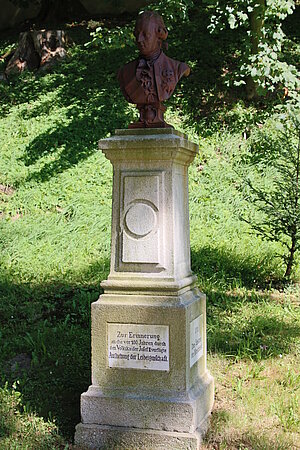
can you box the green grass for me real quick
[0,383,66,449]
[0,21,299,449]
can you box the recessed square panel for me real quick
[120,172,163,267]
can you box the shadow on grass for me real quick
[206,407,290,449]
[191,245,281,290]
[191,246,299,360]
[0,12,256,185]
[19,45,135,183]
[0,258,110,439]
[0,27,136,184]
[207,297,300,360]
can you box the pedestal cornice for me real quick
[99,128,199,165]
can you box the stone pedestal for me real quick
[75,129,214,449]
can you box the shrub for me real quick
[241,106,300,280]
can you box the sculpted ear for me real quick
[157,26,168,41]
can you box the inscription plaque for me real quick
[190,315,204,368]
[108,323,169,371]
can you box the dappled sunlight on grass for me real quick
[208,295,300,359]
[1,44,135,185]
[0,383,66,449]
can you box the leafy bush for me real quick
[240,106,300,279]
[0,383,66,449]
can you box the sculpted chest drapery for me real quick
[117,11,190,128]
[118,52,189,104]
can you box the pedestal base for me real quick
[75,288,214,449]
[78,373,214,433]
[75,417,210,450]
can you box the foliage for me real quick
[239,107,300,279]
[142,0,195,26]
[207,0,295,33]
[86,22,135,50]
[86,0,195,51]
[206,0,299,97]
[0,383,66,449]
[206,353,300,449]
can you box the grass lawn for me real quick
[0,20,299,450]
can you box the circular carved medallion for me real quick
[124,202,156,238]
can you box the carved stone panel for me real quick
[119,171,164,271]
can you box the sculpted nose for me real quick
[137,32,144,43]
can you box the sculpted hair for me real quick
[135,11,168,44]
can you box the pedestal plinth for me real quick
[75,129,214,449]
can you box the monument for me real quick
[118,10,190,128]
[75,11,214,449]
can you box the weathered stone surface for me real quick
[75,422,209,450]
[91,290,208,393]
[99,128,198,296]
[75,129,214,449]
[80,373,214,433]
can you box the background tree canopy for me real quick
[5,0,149,26]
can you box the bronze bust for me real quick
[118,11,190,128]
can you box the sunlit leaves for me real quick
[207,0,298,97]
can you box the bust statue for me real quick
[118,11,190,128]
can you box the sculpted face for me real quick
[134,19,160,58]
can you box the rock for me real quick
[6,353,32,376]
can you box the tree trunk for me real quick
[5,30,70,76]
[284,234,297,279]
[246,0,266,99]
[285,129,300,279]
[5,32,40,75]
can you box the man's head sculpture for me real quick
[118,11,190,128]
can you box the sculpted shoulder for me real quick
[154,52,190,101]
[157,53,190,79]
